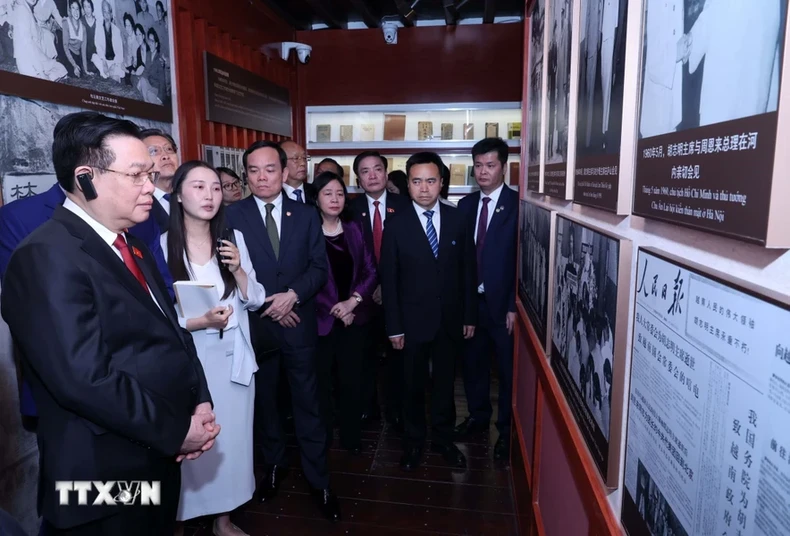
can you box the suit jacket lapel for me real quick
[132,240,184,334]
[278,198,296,263]
[484,187,515,240]
[355,196,373,239]
[407,207,436,262]
[240,197,276,262]
[438,204,454,265]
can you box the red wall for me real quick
[295,24,524,109]
[172,0,298,161]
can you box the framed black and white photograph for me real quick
[633,0,790,246]
[543,0,574,197]
[573,0,630,212]
[527,0,546,191]
[0,94,172,204]
[518,199,554,350]
[622,247,790,536]
[0,0,172,122]
[550,214,631,486]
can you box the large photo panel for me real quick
[573,0,630,211]
[543,0,575,198]
[622,247,790,536]
[519,199,555,350]
[633,0,788,244]
[550,214,632,486]
[527,0,546,192]
[0,0,173,122]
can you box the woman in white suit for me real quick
[162,160,265,536]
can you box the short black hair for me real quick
[310,171,354,222]
[139,128,178,152]
[405,151,444,180]
[353,151,387,176]
[243,140,287,171]
[440,164,450,199]
[52,111,141,192]
[317,157,343,178]
[216,167,240,181]
[472,137,509,166]
[388,170,408,196]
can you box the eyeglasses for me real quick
[222,181,241,191]
[287,155,311,163]
[147,145,176,157]
[97,167,160,186]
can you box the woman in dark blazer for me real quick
[311,171,378,454]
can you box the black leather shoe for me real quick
[454,417,488,439]
[311,488,342,522]
[494,436,510,460]
[430,442,467,468]
[399,447,423,471]
[257,465,288,503]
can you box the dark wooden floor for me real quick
[185,378,517,535]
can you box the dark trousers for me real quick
[367,313,403,420]
[402,328,458,450]
[317,323,365,449]
[44,464,180,535]
[462,295,514,438]
[254,343,330,489]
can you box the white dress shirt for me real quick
[254,193,283,239]
[413,200,441,243]
[154,187,170,214]
[366,191,388,229]
[474,183,505,293]
[63,198,163,313]
[283,183,307,203]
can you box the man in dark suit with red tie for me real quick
[455,138,519,460]
[348,151,410,431]
[379,151,477,471]
[1,112,220,535]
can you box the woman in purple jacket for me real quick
[311,171,378,454]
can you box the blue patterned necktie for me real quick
[294,189,303,203]
[423,210,438,258]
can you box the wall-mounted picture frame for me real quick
[622,246,790,535]
[632,0,790,247]
[526,0,547,193]
[550,213,632,487]
[518,199,556,353]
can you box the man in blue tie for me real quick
[455,138,519,460]
[140,129,180,232]
[280,140,316,204]
[379,151,477,472]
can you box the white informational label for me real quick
[622,249,790,536]
[1,174,57,205]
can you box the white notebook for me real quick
[173,281,219,318]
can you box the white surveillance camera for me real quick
[296,44,312,64]
[262,42,313,64]
[382,22,398,45]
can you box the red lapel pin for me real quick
[132,246,143,259]
[387,208,395,213]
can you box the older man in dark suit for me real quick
[225,140,340,522]
[1,112,218,535]
[380,151,477,472]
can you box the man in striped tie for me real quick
[379,151,477,472]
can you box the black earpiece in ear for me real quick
[76,172,98,200]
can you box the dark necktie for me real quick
[265,203,280,259]
[372,200,383,263]
[424,210,438,259]
[163,193,171,202]
[113,234,147,290]
[294,189,303,203]
[476,197,491,285]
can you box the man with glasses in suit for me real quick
[280,140,316,204]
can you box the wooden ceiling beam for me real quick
[483,0,497,23]
[303,0,347,29]
[443,0,459,25]
[393,0,416,27]
[348,0,381,28]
